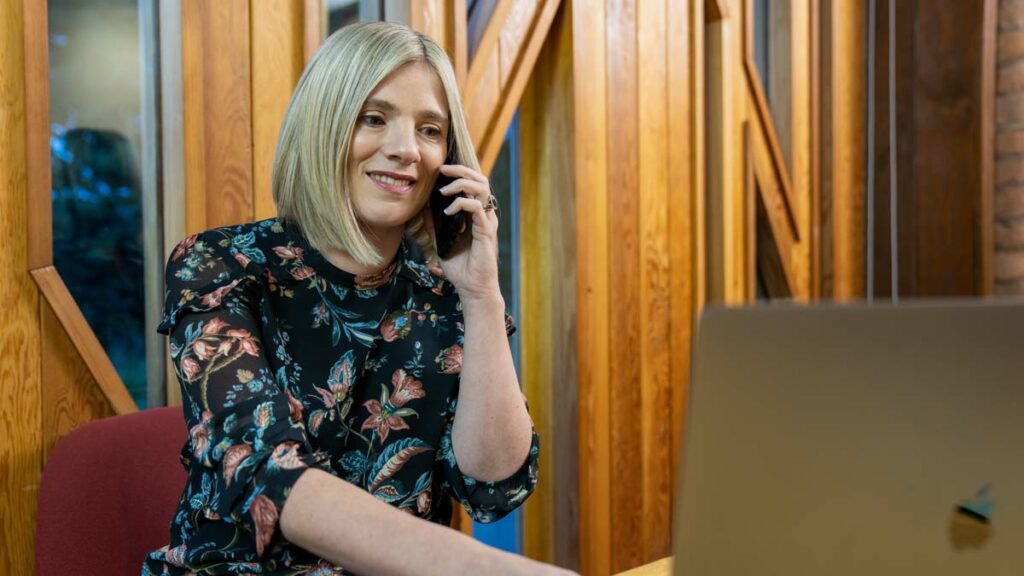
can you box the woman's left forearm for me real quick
[450,293,534,482]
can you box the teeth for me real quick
[370,174,412,187]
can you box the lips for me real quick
[367,171,416,195]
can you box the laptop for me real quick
[673,301,1024,575]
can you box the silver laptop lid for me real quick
[675,301,1024,575]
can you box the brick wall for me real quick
[996,0,1024,294]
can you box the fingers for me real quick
[442,195,498,232]
[440,163,487,184]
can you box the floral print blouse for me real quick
[143,218,538,575]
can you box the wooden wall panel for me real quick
[637,0,673,563]
[520,4,578,568]
[872,0,988,298]
[606,0,643,570]
[831,0,866,300]
[251,0,305,221]
[464,0,562,173]
[573,0,699,571]
[182,0,254,233]
[0,1,42,571]
[40,300,114,461]
[670,0,699,510]
[572,0,612,572]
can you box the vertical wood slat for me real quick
[637,0,672,564]
[606,0,643,571]
[451,0,468,88]
[1,1,42,572]
[24,0,51,271]
[303,0,325,64]
[182,0,254,234]
[572,0,611,572]
[519,4,578,567]
[251,0,305,222]
[723,11,749,303]
[670,0,698,502]
[830,0,866,300]
[981,0,997,295]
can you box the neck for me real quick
[319,226,404,276]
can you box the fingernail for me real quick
[444,206,454,214]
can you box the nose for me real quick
[382,122,420,165]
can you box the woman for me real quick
[144,22,573,576]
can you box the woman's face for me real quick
[346,61,449,240]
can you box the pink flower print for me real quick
[389,370,425,407]
[273,245,304,261]
[189,411,213,459]
[222,444,252,487]
[216,338,233,356]
[171,234,197,261]
[181,356,201,381]
[192,339,216,361]
[360,399,411,443]
[238,337,260,357]
[435,344,463,375]
[164,543,188,565]
[233,251,252,269]
[291,265,316,281]
[199,279,242,308]
[202,317,228,335]
[249,494,279,556]
[270,442,306,470]
[380,310,412,342]
[226,329,260,357]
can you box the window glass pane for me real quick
[49,0,159,407]
[753,0,793,174]
[471,114,522,553]
[327,0,361,33]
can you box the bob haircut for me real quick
[272,21,480,267]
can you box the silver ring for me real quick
[482,195,498,212]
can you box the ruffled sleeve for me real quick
[436,400,540,524]
[160,232,324,564]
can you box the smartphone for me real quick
[430,157,469,259]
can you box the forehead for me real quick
[364,61,449,118]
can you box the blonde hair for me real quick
[272,21,479,267]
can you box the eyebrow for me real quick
[363,98,449,125]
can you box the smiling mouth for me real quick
[368,172,416,194]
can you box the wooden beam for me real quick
[1,1,43,571]
[30,267,138,415]
[981,0,997,295]
[304,0,325,63]
[478,0,562,173]
[40,299,114,461]
[24,0,50,270]
[831,0,866,300]
[466,0,516,95]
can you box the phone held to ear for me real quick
[430,160,469,259]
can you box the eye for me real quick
[419,125,443,139]
[360,113,385,127]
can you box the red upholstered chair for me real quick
[35,406,188,575]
